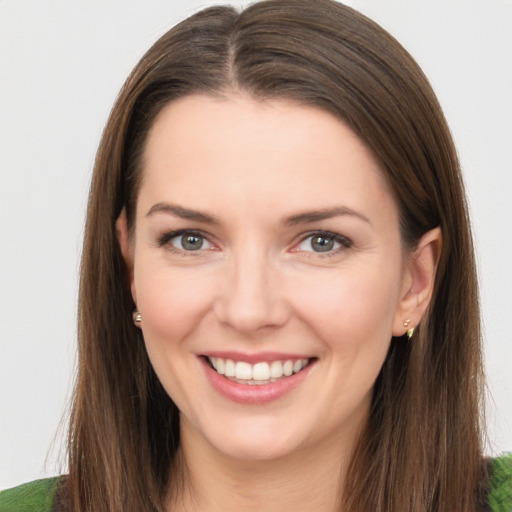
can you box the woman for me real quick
[1,0,510,510]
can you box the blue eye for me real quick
[297,232,350,253]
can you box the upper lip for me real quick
[201,351,314,364]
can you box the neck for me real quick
[167,419,358,512]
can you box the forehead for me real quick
[139,94,398,225]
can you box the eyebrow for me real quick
[284,206,371,226]
[146,202,370,227]
[146,203,219,224]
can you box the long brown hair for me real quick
[65,1,487,510]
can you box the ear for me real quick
[116,209,137,304]
[392,227,442,337]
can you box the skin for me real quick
[117,94,441,511]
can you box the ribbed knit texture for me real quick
[0,477,58,512]
[488,454,512,511]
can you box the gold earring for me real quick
[132,310,142,326]
[403,319,414,339]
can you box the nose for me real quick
[213,248,290,335]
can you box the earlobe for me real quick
[115,209,137,303]
[392,227,442,337]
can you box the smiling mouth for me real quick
[206,356,313,385]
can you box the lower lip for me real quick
[201,357,315,405]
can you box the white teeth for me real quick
[235,361,252,380]
[283,360,293,376]
[224,359,235,377]
[252,362,270,381]
[270,360,283,378]
[207,356,310,383]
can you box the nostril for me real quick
[213,295,290,334]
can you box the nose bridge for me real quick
[214,240,287,333]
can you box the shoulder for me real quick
[488,454,512,512]
[0,477,60,512]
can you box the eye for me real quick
[160,230,213,252]
[296,232,351,254]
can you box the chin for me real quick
[193,413,309,462]
[215,435,300,462]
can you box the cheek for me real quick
[133,266,218,407]
[134,265,216,344]
[289,264,401,349]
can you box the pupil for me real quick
[182,234,202,250]
[312,235,334,252]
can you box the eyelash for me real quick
[157,229,214,255]
[157,229,352,257]
[294,231,352,258]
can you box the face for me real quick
[125,94,415,462]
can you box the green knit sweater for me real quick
[1,456,511,511]
[0,477,58,512]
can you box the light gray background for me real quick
[1,0,511,490]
